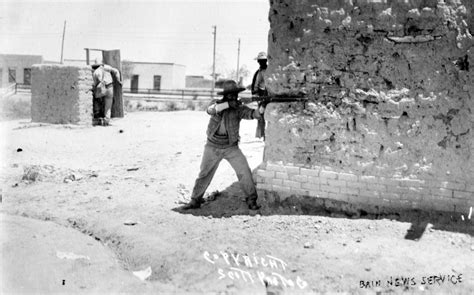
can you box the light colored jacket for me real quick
[93,65,121,86]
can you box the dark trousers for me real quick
[93,86,113,120]
[191,144,258,201]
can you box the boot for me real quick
[182,198,204,210]
[246,197,260,210]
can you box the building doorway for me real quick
[24,68,32,85]
[131,75,139,93]
[153,75,161,91]
[8,68,16,83]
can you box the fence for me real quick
[124,88,216,101]
[0,83,18,98]
[123,88,253,102]
[16,84,31,92]
[2,84,254,102]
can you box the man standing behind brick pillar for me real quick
[251,51,268,139]
[91,63,121,126]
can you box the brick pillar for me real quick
[257,0,474,213]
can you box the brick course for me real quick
[255,164,474,213]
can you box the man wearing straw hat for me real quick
[251,51,268,139]
[182,80,265,211]
[251,51,268,97]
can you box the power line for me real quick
[2,33,267,45]
[1,32,62,36]
[3,27,268,37]
[2,35,263,47]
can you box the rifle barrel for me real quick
[251,95,307,102]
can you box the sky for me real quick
[0,0,270,81]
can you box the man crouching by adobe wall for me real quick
[182,80,265,211]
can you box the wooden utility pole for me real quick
[85,48,90,65]
[60,20,66,64]
[236,38,240,82]
[211,25,216,98]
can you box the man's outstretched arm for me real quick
[206,100,242,115]
[103,64,122,84]
[207,101,229,115]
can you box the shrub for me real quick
[164,101,178,112]
[145,105,159,111]
[196,100,209,111]
[186,100,195,111]
[124,98,137,112]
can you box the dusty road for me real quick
[1,111,473,294]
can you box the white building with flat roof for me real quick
[0,54,44,86]
[63,59,187,92]
[123,61,186,92]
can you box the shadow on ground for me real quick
[172,182,259,218]
[173,181,474,239]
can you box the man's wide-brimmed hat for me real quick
[217,80,246,95]
[255,51,267,60]
[91,63,103,70]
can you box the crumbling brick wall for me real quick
[256,0,474,213]
[31,64,93,125]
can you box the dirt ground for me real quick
[1,111,473,294]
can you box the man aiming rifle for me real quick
[181,80,265,211]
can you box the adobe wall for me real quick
[255,0,474,213]
[31,64,93,125]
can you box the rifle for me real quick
[240,94,307,105]
[240,94,308,139]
